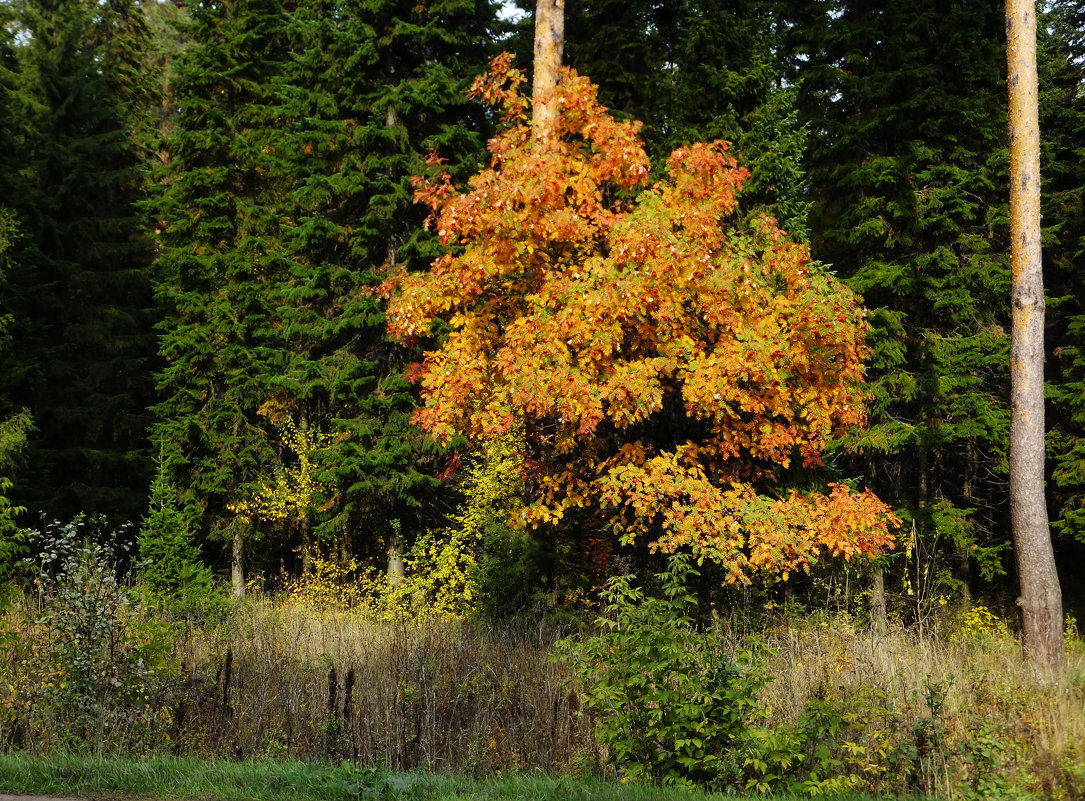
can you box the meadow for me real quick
[1,544,1083,800]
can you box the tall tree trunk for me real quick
[1006,0,1064,671]
[532,0,564,135]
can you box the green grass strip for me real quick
[0,753,909,801]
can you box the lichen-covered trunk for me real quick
[1006,0,1064,671]
[532,0,564,135]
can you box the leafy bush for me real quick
[356,430,537,622]
[557,554,765,787]
[743,685,914,796]
[282,545,366,609]
[1,517,177,753]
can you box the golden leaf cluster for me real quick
[385,55,897,583]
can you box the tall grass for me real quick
[164,600,591,774]
[754,612,1085,798]
[2,583,1083,798]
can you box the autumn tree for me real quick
[384,58,896,584]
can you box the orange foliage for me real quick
[383,56,897,583]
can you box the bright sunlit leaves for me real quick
[229,404,330,525]
[384,55,897,583]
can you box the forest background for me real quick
[1,0,1085,797]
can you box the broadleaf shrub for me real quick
[556,554,765,787]
[1,517,177,753]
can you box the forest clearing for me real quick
[1,0,1084,797]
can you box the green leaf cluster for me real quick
[557,554,765,787]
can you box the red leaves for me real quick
[384,54,897,581]
[469,53,529,126]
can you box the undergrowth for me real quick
[0,533,1082,800]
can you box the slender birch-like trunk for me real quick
[232,528,245,600]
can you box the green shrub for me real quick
[137,462,223,620]
[1,516,177,753]
[556,554,765,787]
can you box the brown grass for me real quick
[3,589,1084,798]
[164,600,594,774]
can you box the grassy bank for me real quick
[3,577,1085,798]
[0,753,910,801]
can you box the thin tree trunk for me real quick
[1006,0,1064,671]
[868,564,887,635]
[532,0,564,135]
[958,440,977,602]
[231,528,245,600]
[387,525,404,585]
[299,411,313,575]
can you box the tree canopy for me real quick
[385,57,897,583]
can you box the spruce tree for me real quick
[0,14,33,565]
[273,0,496,565]
[0,0,157,523]
[152,0,497,590]
[795,0,1012,599]
[1042,0,1085,549]
[0,0,27,210]
[151,0,292,596]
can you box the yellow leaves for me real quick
[284,545,364,610]
[380,54,896,583]
[228,415,329,525]
[384,429,526,619]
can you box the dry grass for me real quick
[164,600,594,775]
[4,586,1085,798]
[752,614,1085,798]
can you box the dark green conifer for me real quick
[0,0,157,522]
[151,0,292,594]
[1041,0,1085,547]
[795,0,1012,597]
[272,0,496,561]
[137,449,212,596]
[152,0,497,588]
